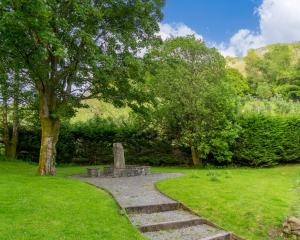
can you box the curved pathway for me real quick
[75,173,243,240]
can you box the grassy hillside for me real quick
[226,56,246,75]
[227,42,300,75]
[71,99,131,123]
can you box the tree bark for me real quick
[191,146,202,167]
[38,90,60,176]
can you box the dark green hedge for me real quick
[234,114,300,166]
[15,115,300,167]
[17,118,189,166]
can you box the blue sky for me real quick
[162,0,262,43]
[159,0,300,57]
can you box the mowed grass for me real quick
[154,166,300,240]
[2,160,300,240]
[0,160,145,240]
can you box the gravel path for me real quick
[75,173,183,208]
[74,172,237,240]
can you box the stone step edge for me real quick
[201,232,232,240]
[125,202,182,214]
[137,217,207,232]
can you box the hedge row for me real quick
[234,114,300,166]
[17,118,189,166]
[16,115,300,167]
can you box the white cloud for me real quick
[217,29,265,57]
[158,23,203,41]
[220,0,300,57]
[158,0,300,57]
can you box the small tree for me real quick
[0,0,164,175]
[146,37,239,166]
[0,72,19,159]
[0,48,26,159]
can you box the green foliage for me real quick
[0,0,164,116]
[144,37,240,164]
[225,67,249,96]
[0,0,165,172]
[17,118,188,166]
[244,44,300,100]
[234,114,300,166]
[71,99,131,124]
[242,95,300,116]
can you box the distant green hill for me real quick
[71,99,131,123]
[226,56,246,75]
[227,42,300,75]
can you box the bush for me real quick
[15,114,300,167]
[17,118,189,166]
[234,114,300,166]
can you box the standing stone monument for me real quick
[102,142,151,177]
[113,143,125,169]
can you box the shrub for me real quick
[16,118,189,166]
[14,114,300,167]
[234,114,300,166]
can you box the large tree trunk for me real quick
[38,91,60,176]
[191,146,202,167]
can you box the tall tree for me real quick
[0,59,21,159]
[146,37,239,166]
[0,0,164,175]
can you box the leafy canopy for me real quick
[245,44,300,101]
[0,0,164,117]
[145,36,239,162]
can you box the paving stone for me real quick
[144,224,228,240]
[129,210,201,226]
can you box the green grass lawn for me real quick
[2,160,300,240]
[154,166,300,240]
[0,160,145,240]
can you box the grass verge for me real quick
[0,160,145,240]
[154,166,300,240]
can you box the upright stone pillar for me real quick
[113,143,125,169]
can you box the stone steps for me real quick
[144,224,230,240]
[126,203,239,240]
[130,209,201,226]
[125,202,182,214]
[138,218,206,232]
[76,173,244,240]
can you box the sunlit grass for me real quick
[154,165,300,239]
[0,160,144,240]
